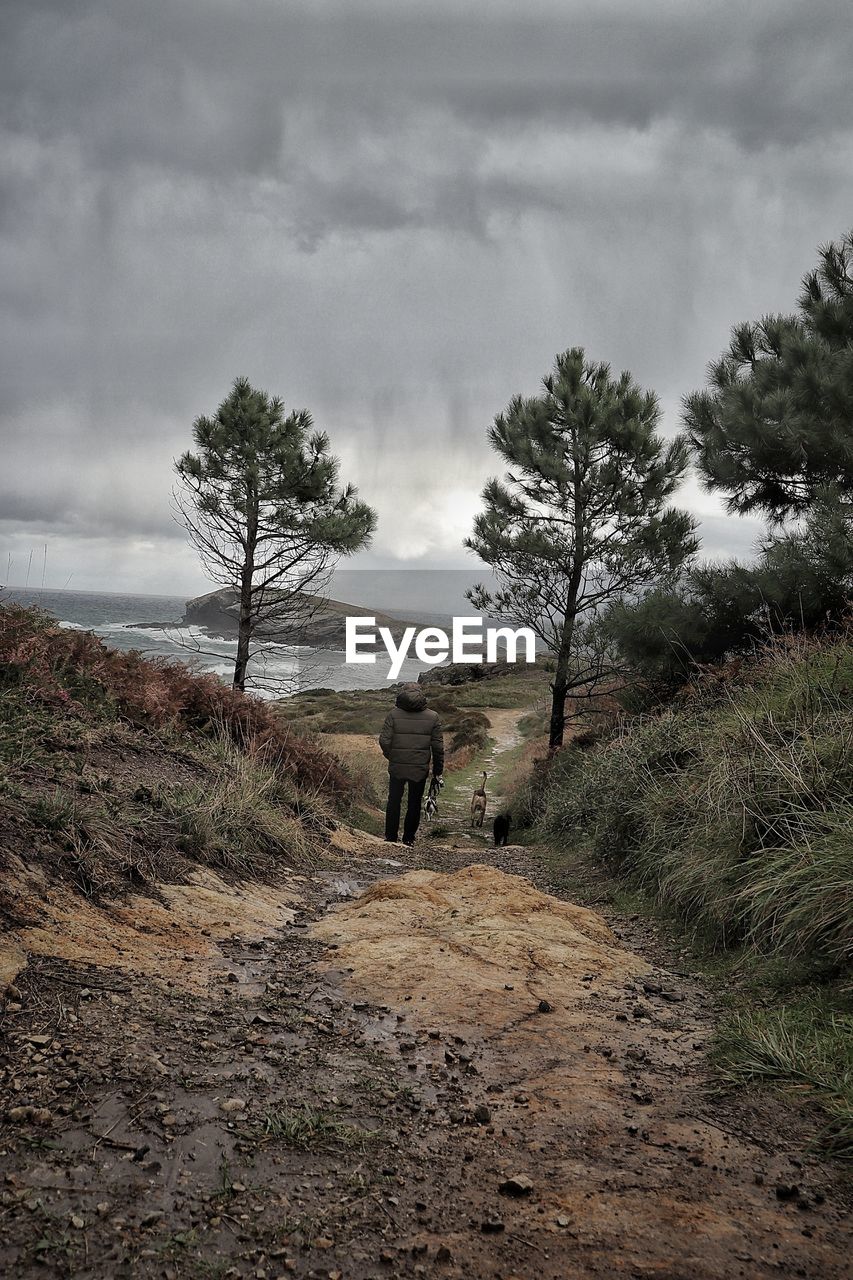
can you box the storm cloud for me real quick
[2,0,852,592]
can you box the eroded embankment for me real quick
[1,853,300,995]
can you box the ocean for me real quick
[1,586,439,695]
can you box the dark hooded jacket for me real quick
[378,686,444,782]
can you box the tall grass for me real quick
[164,735,325,874]
[0,605,343,901]
[538,628,853,1155]
[712,1002,853,1160]
[322,734,387,808]
[540,631,853,967]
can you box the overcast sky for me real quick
[2,0,852,596]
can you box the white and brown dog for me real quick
[424,774,444,820]
[470,772,487,828]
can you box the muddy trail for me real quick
[1,716,850,1278]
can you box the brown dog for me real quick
[470,772,487,828]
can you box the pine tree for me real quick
[466,348,696,748]
[684,228,853,520]
[599,497,853,694]
[175,377,376,691]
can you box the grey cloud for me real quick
[2,1,853,587]
[0,466,180,542]
[440,8,852,149]
[3,2,851,179]
[695,513,766,563]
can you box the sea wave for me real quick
[96,620,317,657]
[27,593,434,695]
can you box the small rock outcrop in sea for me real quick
[182,587,424,648]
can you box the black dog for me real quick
[493,813,511,847]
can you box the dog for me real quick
[470,772,487,828]
[493,813,511,846]
[424,774,443,820]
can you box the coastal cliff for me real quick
[183,587,422,649]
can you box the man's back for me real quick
[379,685,444,782]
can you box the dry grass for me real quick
[323,733,387,807]
[261,1103,379,1149]
[0,602,352,799]
[163,736,326,875]
[0,606,342,925]
[713,1000,853,1160]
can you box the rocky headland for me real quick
[170,587,428,649]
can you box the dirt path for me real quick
[435,706,525,837]
[1,715,850,1278]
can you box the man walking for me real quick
[379,683,444,845]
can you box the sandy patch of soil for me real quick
[0,938,26,994]
[312,863,645,1035]
[327,822,388,856]
[3,855,300,993]
[479,707,525,753]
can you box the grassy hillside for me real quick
[535,627,853,1157]
[0,604,351,919]
[278,663,550,749]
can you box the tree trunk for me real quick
[233,561,253,691]
[233,504,257,691]
[548,664,568,750]
[549,428,586,749]
[548,608,577,750]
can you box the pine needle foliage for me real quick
[466,348,696,747]
[175,377,376,691]
[684,228,853,520]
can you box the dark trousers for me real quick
[385,775,427,843]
